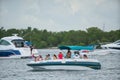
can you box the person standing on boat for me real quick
[30,45,34,55]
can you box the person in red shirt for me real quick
[58,52,63,59]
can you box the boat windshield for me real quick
[0,39,11,45]
[12,39,25,47]
[114,40,120,44]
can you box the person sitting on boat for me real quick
[83,54,88,59]
[13,42,17,47]
[32,54,38,62]
[73,51,80,59]
[58,52,63,59]
[36,55,43,61]
[53,54,57,60]
[80,50,89,59]
[45,54,51,60]
[65,49,71,58]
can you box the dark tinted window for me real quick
[12,40,24,47]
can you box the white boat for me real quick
[101,40,120,50]
[27,46,101,70]
[27,59,101,70]
[0,34,38,59]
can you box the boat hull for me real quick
[101,40,120,50]
[27,59,101,70]
[0,50,21,57]
[0,48,38,59]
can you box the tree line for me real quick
[0,27,120,48]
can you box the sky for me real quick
[0,0,120,32]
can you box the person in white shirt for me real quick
[73,51,80,59]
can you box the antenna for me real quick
[12,34,18,36]
[103,24,105,31]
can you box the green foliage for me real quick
[0,27,120,48]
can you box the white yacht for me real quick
[101,40,120,50]
[0,34,38,59]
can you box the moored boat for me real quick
[0,34,38,59]
[101,40,120,50]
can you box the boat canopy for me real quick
[58,45,94,50]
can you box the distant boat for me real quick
[101,40,120,50]
[0,34,38,59]
[27,45,101,70]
